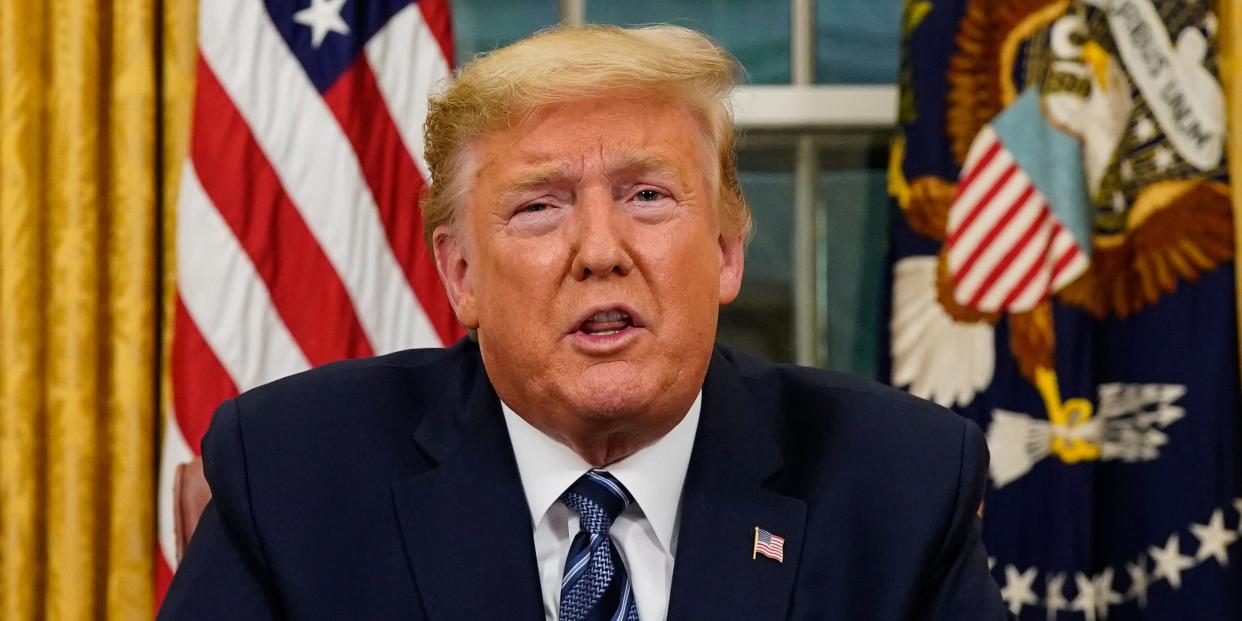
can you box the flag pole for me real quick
[752,527,758,559]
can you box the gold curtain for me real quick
[0,0,197,618]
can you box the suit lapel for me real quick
[391,349,544,621]
[667,351,807,621]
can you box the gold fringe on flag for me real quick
[1223,0,1242,392]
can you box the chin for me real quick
[565,364,655,419]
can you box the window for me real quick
[587,0,791,84]
[451,1,558,65]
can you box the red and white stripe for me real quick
[156,0,460,601]
[944,126,1088,314]
[754,529,785,563]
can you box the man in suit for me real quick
[160,24,1007,620]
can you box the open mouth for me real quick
[574,307,642,337]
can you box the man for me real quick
[160,25,1007,620]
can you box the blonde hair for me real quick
[421,24,751,248]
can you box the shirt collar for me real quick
[501,391,702,554]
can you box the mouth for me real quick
[573,305,644,336]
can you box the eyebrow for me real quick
[605,152,685,187]
[503,164,574,195]
[500,151,686,196]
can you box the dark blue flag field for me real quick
[886,0,1239,618]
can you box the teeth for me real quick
[589,329,620,336]
[589,310,629,322]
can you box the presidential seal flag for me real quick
[155,0,462,601]
[886,0,1240,618]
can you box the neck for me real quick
[552,415,685,467]
[505,393,697,468]
[487,361,707,468]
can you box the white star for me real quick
[1000,565,1040,615]
[1149,534,1195,589]
[988,556,997,570]
[293,0,350,49]
[1134,117,1157,142]
[1045,573,1069,621]
[1233,498,1242,533]
[1093,568,1123,619]
[1070,572,1100,621]
[1126,558,1151,608]
[1152,146,1174,172]
[1191,509,1238,566]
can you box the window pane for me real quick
[815,0,901,84]
[718,146,796,363]
[721,132,891,373]
[451,0,559,66]
[818,131,890,377]
[586,0,791,84]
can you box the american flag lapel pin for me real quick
[752,526,785,563]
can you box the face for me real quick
[433,94,744,450]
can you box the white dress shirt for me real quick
[501,392,702,621]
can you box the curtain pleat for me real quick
[103,0,158,616]
[0,1,51,617]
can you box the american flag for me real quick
[155,0,461,600]
[944,123,1088,314]
[753,527,785,563]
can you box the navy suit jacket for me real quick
[159,340,1007,619]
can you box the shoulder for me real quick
[201,341,482,487]
[198,341,484,541]
[228,342,475,436]
[238,343,462,406]
[715,346,987,499]
[720,345,979,450]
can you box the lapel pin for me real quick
[752,526,785,563]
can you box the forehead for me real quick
[470,95,713,181]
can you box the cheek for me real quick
[475,240,568,322]
[644,234,724,318]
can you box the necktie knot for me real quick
[560,470,633,535]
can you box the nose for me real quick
[568,188,634,280]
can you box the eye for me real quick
[517,202,550,214]
[633,188,667,202]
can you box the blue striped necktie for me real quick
[558,470,640,621]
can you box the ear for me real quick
[433,225,479,329]
[717,232,745,305]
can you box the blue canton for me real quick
[264,0,414,92]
